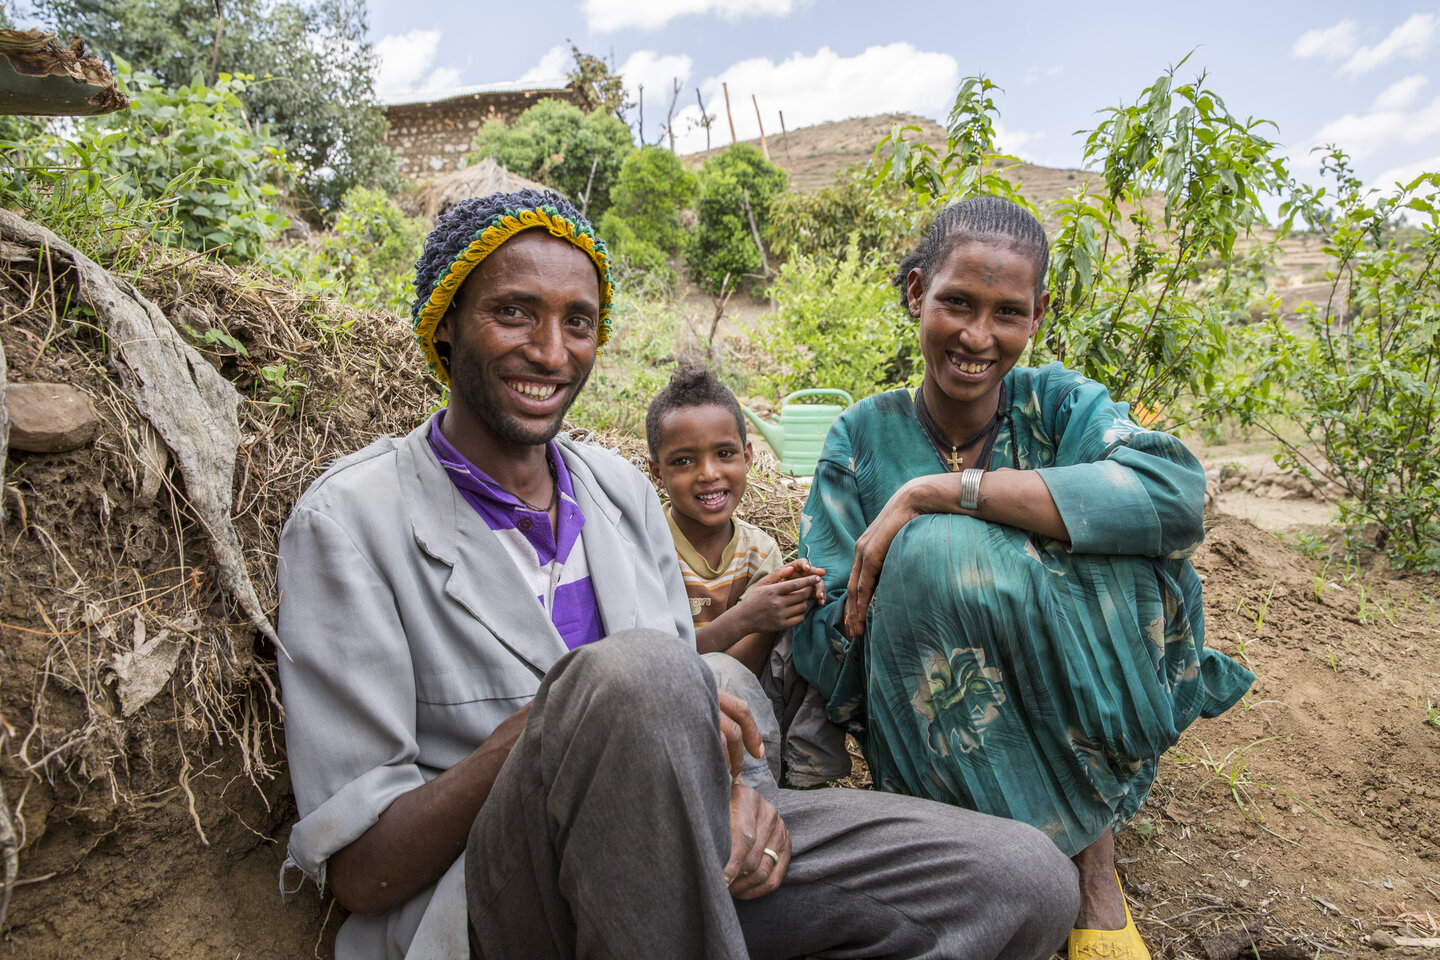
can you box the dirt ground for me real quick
[4,420,1437,959]
[1,127,1435,958]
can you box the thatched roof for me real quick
[414,158,557,221]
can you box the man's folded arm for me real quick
[277,505,525,917]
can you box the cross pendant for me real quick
[945,447,964,472]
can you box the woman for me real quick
[794,196,1253,960]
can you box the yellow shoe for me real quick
[1067,874,1150,960]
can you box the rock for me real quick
[1368,931,1397,950]
[5,381,99,453]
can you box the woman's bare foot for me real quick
[1071,829,1127,930]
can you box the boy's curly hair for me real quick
[645,362,747,458]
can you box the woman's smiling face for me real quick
[909,239,1049,415]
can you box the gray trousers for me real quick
[466,631,1079,960]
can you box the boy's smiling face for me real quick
[648,403,753,533]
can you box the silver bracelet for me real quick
[958,468,984,512]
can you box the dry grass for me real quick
[0,231,815,832]
[0,237,433,817]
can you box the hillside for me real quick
[683,113,1096,201]
[686,113,1335,317]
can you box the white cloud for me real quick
[374,29,461,101]
[1293,19,1359,60]
[669,43,960,154]
[520,44,571,85]
[1340,13,1439,78]
[1023,64,1063,84]
[1373,74,1429,111]
[620,50,695,125]
[1306,92,1440,162]
[1372,152,1440,192]
[583,0,799,33]
[993,122,1045,160]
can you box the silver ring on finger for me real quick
[762,847,779,867]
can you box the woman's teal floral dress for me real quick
[795,364,1253,856]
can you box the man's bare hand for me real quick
[717,690,764,779]
[723,781,790,898]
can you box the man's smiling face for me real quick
[435,229,602,451]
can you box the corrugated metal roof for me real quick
[382,79,572,109]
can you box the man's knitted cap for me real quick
[411,189,613,385]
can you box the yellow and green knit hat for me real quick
[410,189,613,385]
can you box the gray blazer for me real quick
[276,417,694,960]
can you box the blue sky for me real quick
[369,0,1440,192]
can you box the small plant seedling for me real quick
[259,362,307,415]
[1324,649,1340,672]
[1424,700,1439,728]
[1130,817,1163,845]
[1233,632,1252,666]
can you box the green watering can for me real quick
[742,389,855,477]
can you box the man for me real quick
[276,189,1079,960]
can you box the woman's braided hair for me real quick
[410,188,612,384]
[893,195,1050,310]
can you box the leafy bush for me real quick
[270,186,428,312]
[1038,66,1286,418]
[768,169,924,269]
[1,67,295,264]
[1,115,185,272]
[86,67,296,262]
[1225,153,1440,571]
[744,244,914,403]
[596,211,674,287]
[607,146,698,253]
[687,144,787,295]
[35,0,399,218]
[467,98,634,219]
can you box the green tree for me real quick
[746,244,913,402]
[1225,153,1440,570]
[607,145,697,253]
[31,0,398,217]
[767,168,923,270]
[466,97,634,219]
[566,44,630,120]
[596,211,672,286]
[688,144,787,295]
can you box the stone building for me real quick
[383,81,586,183]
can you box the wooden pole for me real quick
[778,110,791,162]
[741,187,770,278]
[207,0,225,87]
[581,155,599,217]
[637,83,644,143]
[665,77,681,153]
[751,94,769,161]
[722,82,736,145]
[696,88,711,156]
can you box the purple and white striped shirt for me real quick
[427,413,604,650]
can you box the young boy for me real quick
[647,363,850,787]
